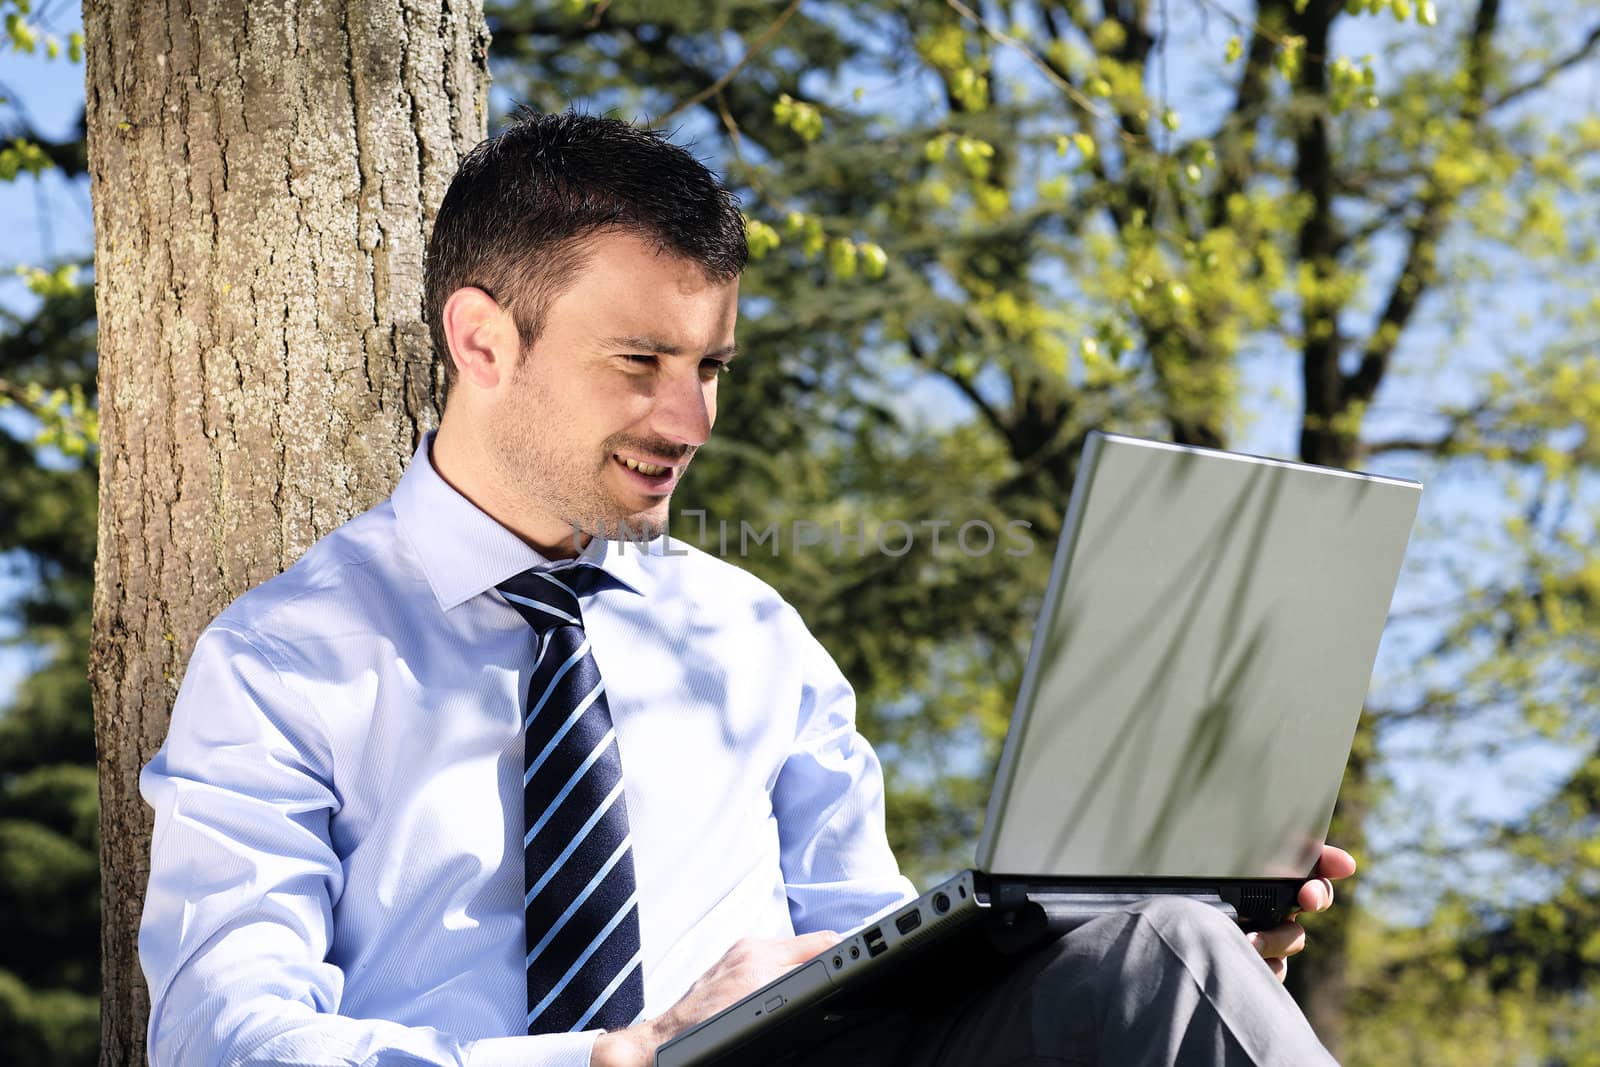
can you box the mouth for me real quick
[612,452,682,494]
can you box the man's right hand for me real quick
[589,930,840,1067]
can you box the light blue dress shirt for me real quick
[139,435,916,1067]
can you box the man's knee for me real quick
[952,900,1262,1057]
[1124,895,1254,967]
[978,899,1318,1067]
[1127,894,1242,931]
[1019,897,1233,982]
[1020,897,1255,996]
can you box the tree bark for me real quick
[82,2,488,1061]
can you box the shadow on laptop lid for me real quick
[978,431,1422,884]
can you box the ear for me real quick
[442,287,519,390]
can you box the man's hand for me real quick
[589,930,839,1067]
[1247,844,1356,983]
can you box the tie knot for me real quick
[497,564,609,635]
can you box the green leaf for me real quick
[16,264,83,298]
[743,216,781,260]
[0,138,52,181]
[6,11,38,53]
[859,242,888,280]
[773,93,823,142]
[954,136,995,179]
[1091,20,1127,52]
[827,237,858,279]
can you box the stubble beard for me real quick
[487,405,685,548]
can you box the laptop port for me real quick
[832,955,843,968]
[933,892,951,915]
[894,908,922,936]
[849,945,860,959]
[863,926,887,958]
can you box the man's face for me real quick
[484,229,740,548]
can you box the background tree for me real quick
[80,1,489,1062]
[1,3,99,1061]
[0,233,99,1067]
[485,0,1600,1059]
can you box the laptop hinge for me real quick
[993,881,1029,913]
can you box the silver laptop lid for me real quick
[975,432,1420,879]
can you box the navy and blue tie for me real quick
[497,564,644,1034]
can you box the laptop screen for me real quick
[976,433,1420,879]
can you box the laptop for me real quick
[656,432,1422,1066]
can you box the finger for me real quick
[1316,844,1357,881]
[783,930,841,963]
[1298,876,1336,914]
[1247,922,1306,960]
[1266,955,1288,983]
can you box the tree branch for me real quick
[1488,22,1600,111]
[943,0,1134,139]
[0,108,89,177]
[1345,0,1501,409]
[652,0,803,126]
[1335,197,1420,254]
[1206,17,1281,229]
[904,333,1009,440]
[1335,162,1431,194]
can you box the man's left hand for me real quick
[1246,844,1356,983]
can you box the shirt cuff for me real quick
[465,1030,602,1067]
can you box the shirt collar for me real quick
[392,432,663,610]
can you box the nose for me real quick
[650,363,715,448]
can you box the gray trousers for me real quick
[797,897,1339,1066]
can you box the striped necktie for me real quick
[497,564,644,1034]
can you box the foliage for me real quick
[0,287,98,1065]
[1340,894,1600,1066]
[486,0,1600,1057]
[0,1,98,1060]
[1,0,82,60]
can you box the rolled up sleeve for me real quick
[770,616,917,935]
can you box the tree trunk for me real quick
[82,2,488,1061]
[1285,713,1375,1056]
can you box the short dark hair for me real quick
[424,109,747,382]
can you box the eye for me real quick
[700,359,732,380]
[621,354,657,369]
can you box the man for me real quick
[139,110,1350,1067]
